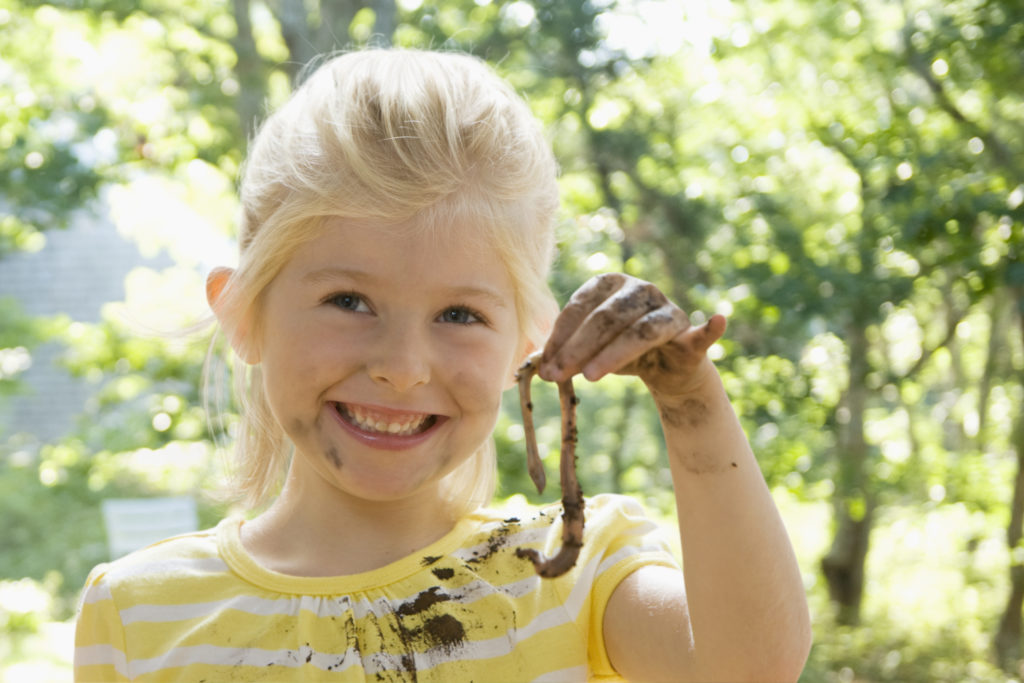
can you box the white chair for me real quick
[101,496,199,559]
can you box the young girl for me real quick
[75,48,810,682]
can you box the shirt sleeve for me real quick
[74,564,131,682]
[581,494,681,679]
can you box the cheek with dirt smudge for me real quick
[323,445,341,468]
[288,414,343,470]
[311,413,342,469]
[289,417,307,436]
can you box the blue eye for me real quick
[439,306,482,325]
[328,293,367,312]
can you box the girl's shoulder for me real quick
[81,520,231,602]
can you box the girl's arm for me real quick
[539,273,811,683]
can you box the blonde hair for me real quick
[213,48,560,516]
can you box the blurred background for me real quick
[1,0,1022,681]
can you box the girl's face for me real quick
[254,217,524,509]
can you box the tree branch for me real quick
[898,303,965,381]
[898,2,1023,181]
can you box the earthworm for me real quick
[514,351,584,578]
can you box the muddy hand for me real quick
[538,273,727,399]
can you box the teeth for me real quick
[341,404,431,436]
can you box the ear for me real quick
[206,267,260,365]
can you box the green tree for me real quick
[7,3,1024,679]
[709,8,1024,678]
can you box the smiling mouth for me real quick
[333,402,438,437]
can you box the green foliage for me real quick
[0,4,112,244]
[0,440,107,616]
[0,305,228,611]
[795,500,1015,682]
[2,0,1024,678]
[0,433,227,618]
[0,299,68,397]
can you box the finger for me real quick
[580,305,690,381]
[543,278,668,381]
[690,313,728,353]
[667,313,727,355]
[540,273,627,375]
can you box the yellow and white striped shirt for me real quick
[75,494,678,682]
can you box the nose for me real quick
[366,321,431,392]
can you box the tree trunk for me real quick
[821,504,874,625]
[367,0,397,46]
[275,0,318,82]
[820,318,874,625]
[315,1,361,53]
[978,291,1009,443]
[995,446,1024,669]
[230,0,266,142]
[995,292,1024,670]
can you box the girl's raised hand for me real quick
[538,273,727,401]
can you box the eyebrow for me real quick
[300,266,371,286]
[300,266,511,309]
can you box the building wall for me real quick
[0,207,172,444]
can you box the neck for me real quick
[241,462,459,577]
